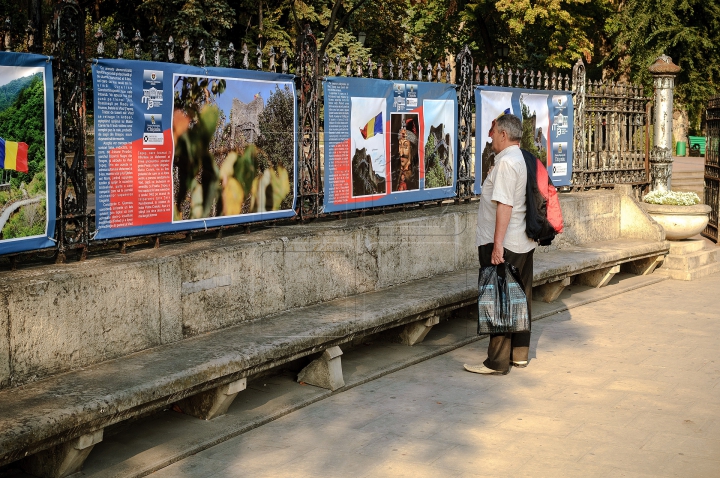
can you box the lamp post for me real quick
[495,44,509,62]
[357,31,366,47]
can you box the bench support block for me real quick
[399,315,440,346]
[575,265,620,288]
[533,277,571,303]
[179,378,247,420]
[622,255,664,276]
[22,430,103,478]
[298,346,344,391]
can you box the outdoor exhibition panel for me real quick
[92,59,297,240]
[323,77,457,213]
[474,86,574,193]
[0,52,56,254]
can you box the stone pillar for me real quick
[648,55,681,192]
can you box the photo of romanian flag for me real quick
[360,112,383,140]
[0,138,29,173]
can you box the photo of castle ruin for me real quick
[172,75,295,221]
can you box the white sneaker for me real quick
[464,363,508,375]
[511,360,528,368]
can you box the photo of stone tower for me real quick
[230,93,264,144]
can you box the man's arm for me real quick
[491,203,512,265]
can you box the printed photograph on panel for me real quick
[390,113,420,192]
[0,65,47,240]
[423,100,454,189]
[519,93,550,166]
[350,97,387,197]
[478,90,513,184]
[172,75,294,221]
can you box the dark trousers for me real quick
[478,244,534,372]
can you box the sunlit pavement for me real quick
[147,272,720,477]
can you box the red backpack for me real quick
[521,149,564,245]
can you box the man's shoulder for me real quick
[503,145,524,161]
[496,146,525,169]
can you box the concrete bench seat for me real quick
[0,239,668,477]
[0,187,669,477]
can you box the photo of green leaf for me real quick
[172,74,294,221]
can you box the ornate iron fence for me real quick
[53,0,89,262]
[0,5,655,265]
[571,62,650,189]
[703,94,720,243]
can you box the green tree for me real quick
[139,0,236,46]
[2,199,46,239]
[424,133,447,189]
[605,0,720,133]
[0,74,45,185]
[257,84,295,174]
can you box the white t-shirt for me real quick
[476,145,536,253]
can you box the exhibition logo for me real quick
[142,70,164,110]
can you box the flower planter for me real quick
[641,202,711,240]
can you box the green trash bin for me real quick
[676,141,686,156]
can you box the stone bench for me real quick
[0,242,669,478]
[0,187,669,477]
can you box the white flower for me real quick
[643,190,701,206]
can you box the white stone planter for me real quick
[641,202,711,240]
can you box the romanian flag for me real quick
[360,112,383,140]
[0,138,29,173]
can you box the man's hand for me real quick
[491,243,505,265]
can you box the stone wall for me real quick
[0,188,659,390]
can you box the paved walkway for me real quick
[672,155,705,173]
[148,272,720,478]
[0,195,43,232]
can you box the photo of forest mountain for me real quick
[0,68,47,240]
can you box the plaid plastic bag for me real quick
[477,263,529,334]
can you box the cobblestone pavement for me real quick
[150,272,720,478]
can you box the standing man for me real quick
[464,112,536,375]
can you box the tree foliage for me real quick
[2,199,46,239]
[0,74,46,185]
[604,0,720,133]
[257,84,295,174]
[4,0,718,135]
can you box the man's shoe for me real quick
[464,363,508,375]
[511,360,528,368]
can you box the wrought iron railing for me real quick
[0,5,655,266]
[571,64,649,189]
[704,94,720,243]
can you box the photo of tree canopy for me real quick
[0,67,47,240]
[172,75,293,221]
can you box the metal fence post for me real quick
[571,58,587,188]
[296,25,321,218]
[52,0,89,262]
[456,45,474,200]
